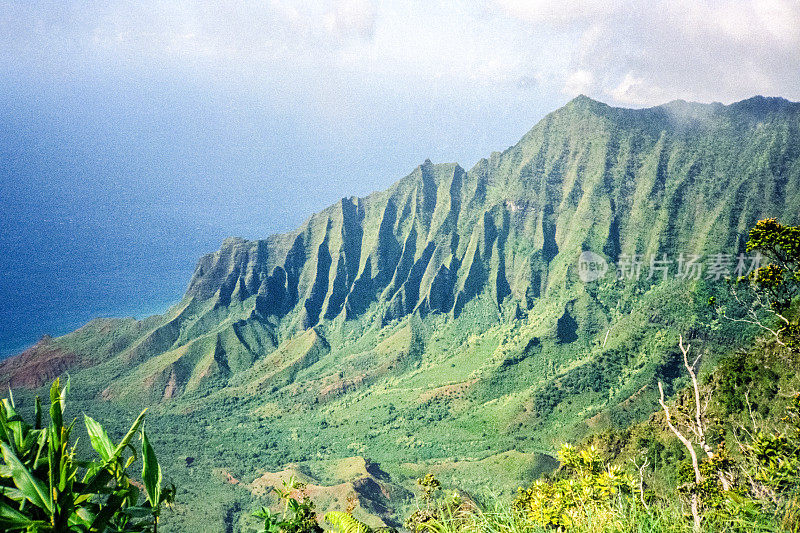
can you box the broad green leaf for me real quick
[33,430,47,470]
[3,402,28,454]
[68,510,95,529]
[29,430,45,483]
[111,409,147,461]
[0,499,34,528]
[47,426,55,511]
[0,442,53,514]
[81,461,103,484]
[59,377,70,414]
[81,467,113,497]
[55,487,78,531]
[34,397,41,430]
[0,486,26,502]
[24,429,43,461]
[84,416,114,463]
[141,429,162,507]
[90,492,126,531]
[49,380,63,440]
[73,506,96,525]
[0,407,11,449]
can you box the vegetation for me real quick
[0,378,173,532]
[395,337,800,533]
[324,512,372,533]
[253,477,323,533]
[1,97,799,530]
[713,218,800,349]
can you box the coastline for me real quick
[0,297,179,361]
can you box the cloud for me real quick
[664,0,800,48]
[323,0,376,40]
[608,73,670,107]
[0,1,379,71]
[494,0,800,106]
[564,70,594,96]
[494,0,620,26]
[1,0,798,113]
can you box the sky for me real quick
[1,0,799,354]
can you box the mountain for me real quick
[2,95,799,531]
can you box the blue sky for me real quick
[1,0,799,354]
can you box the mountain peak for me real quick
[565,94,608,112]
[569,94,597,104]
[727,95,796,118]
[222,236,247,246]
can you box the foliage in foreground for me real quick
[0,378,173,532]
[400,422,799,533]
[253,476,323,533]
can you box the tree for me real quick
[658,336,733,530]
[714,218,800,348]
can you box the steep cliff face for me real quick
[3,96,799,405]
[161,95,800,365]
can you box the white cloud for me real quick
[492,0,800,106]
[19,1,379,68]
[1,0,799,112]
[664,0,800,48]
[494,0,622,26]
[608,73,671,107]
[564,70,594,96]
[323,0,376,40]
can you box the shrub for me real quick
[514,444,635,529]
[254,476,323,533]
[404,474,465,533]
[0,378,174,532]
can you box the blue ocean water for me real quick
[0,75,279,360]
[0,214,227,359]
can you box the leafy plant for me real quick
[324,511,371,533]
[0,378,174,532]
[713,218,800,349]
[404,474,465,533]
[254,476,322,533]
[514,444,635,529]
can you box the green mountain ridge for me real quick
[2,95,800,531]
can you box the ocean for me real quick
[0,214,228,359]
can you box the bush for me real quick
[253,476,323,533]
[0,378,174,532]
[514,444,635,529]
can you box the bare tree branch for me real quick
[631,454,650,510]
[659,379,702,531]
